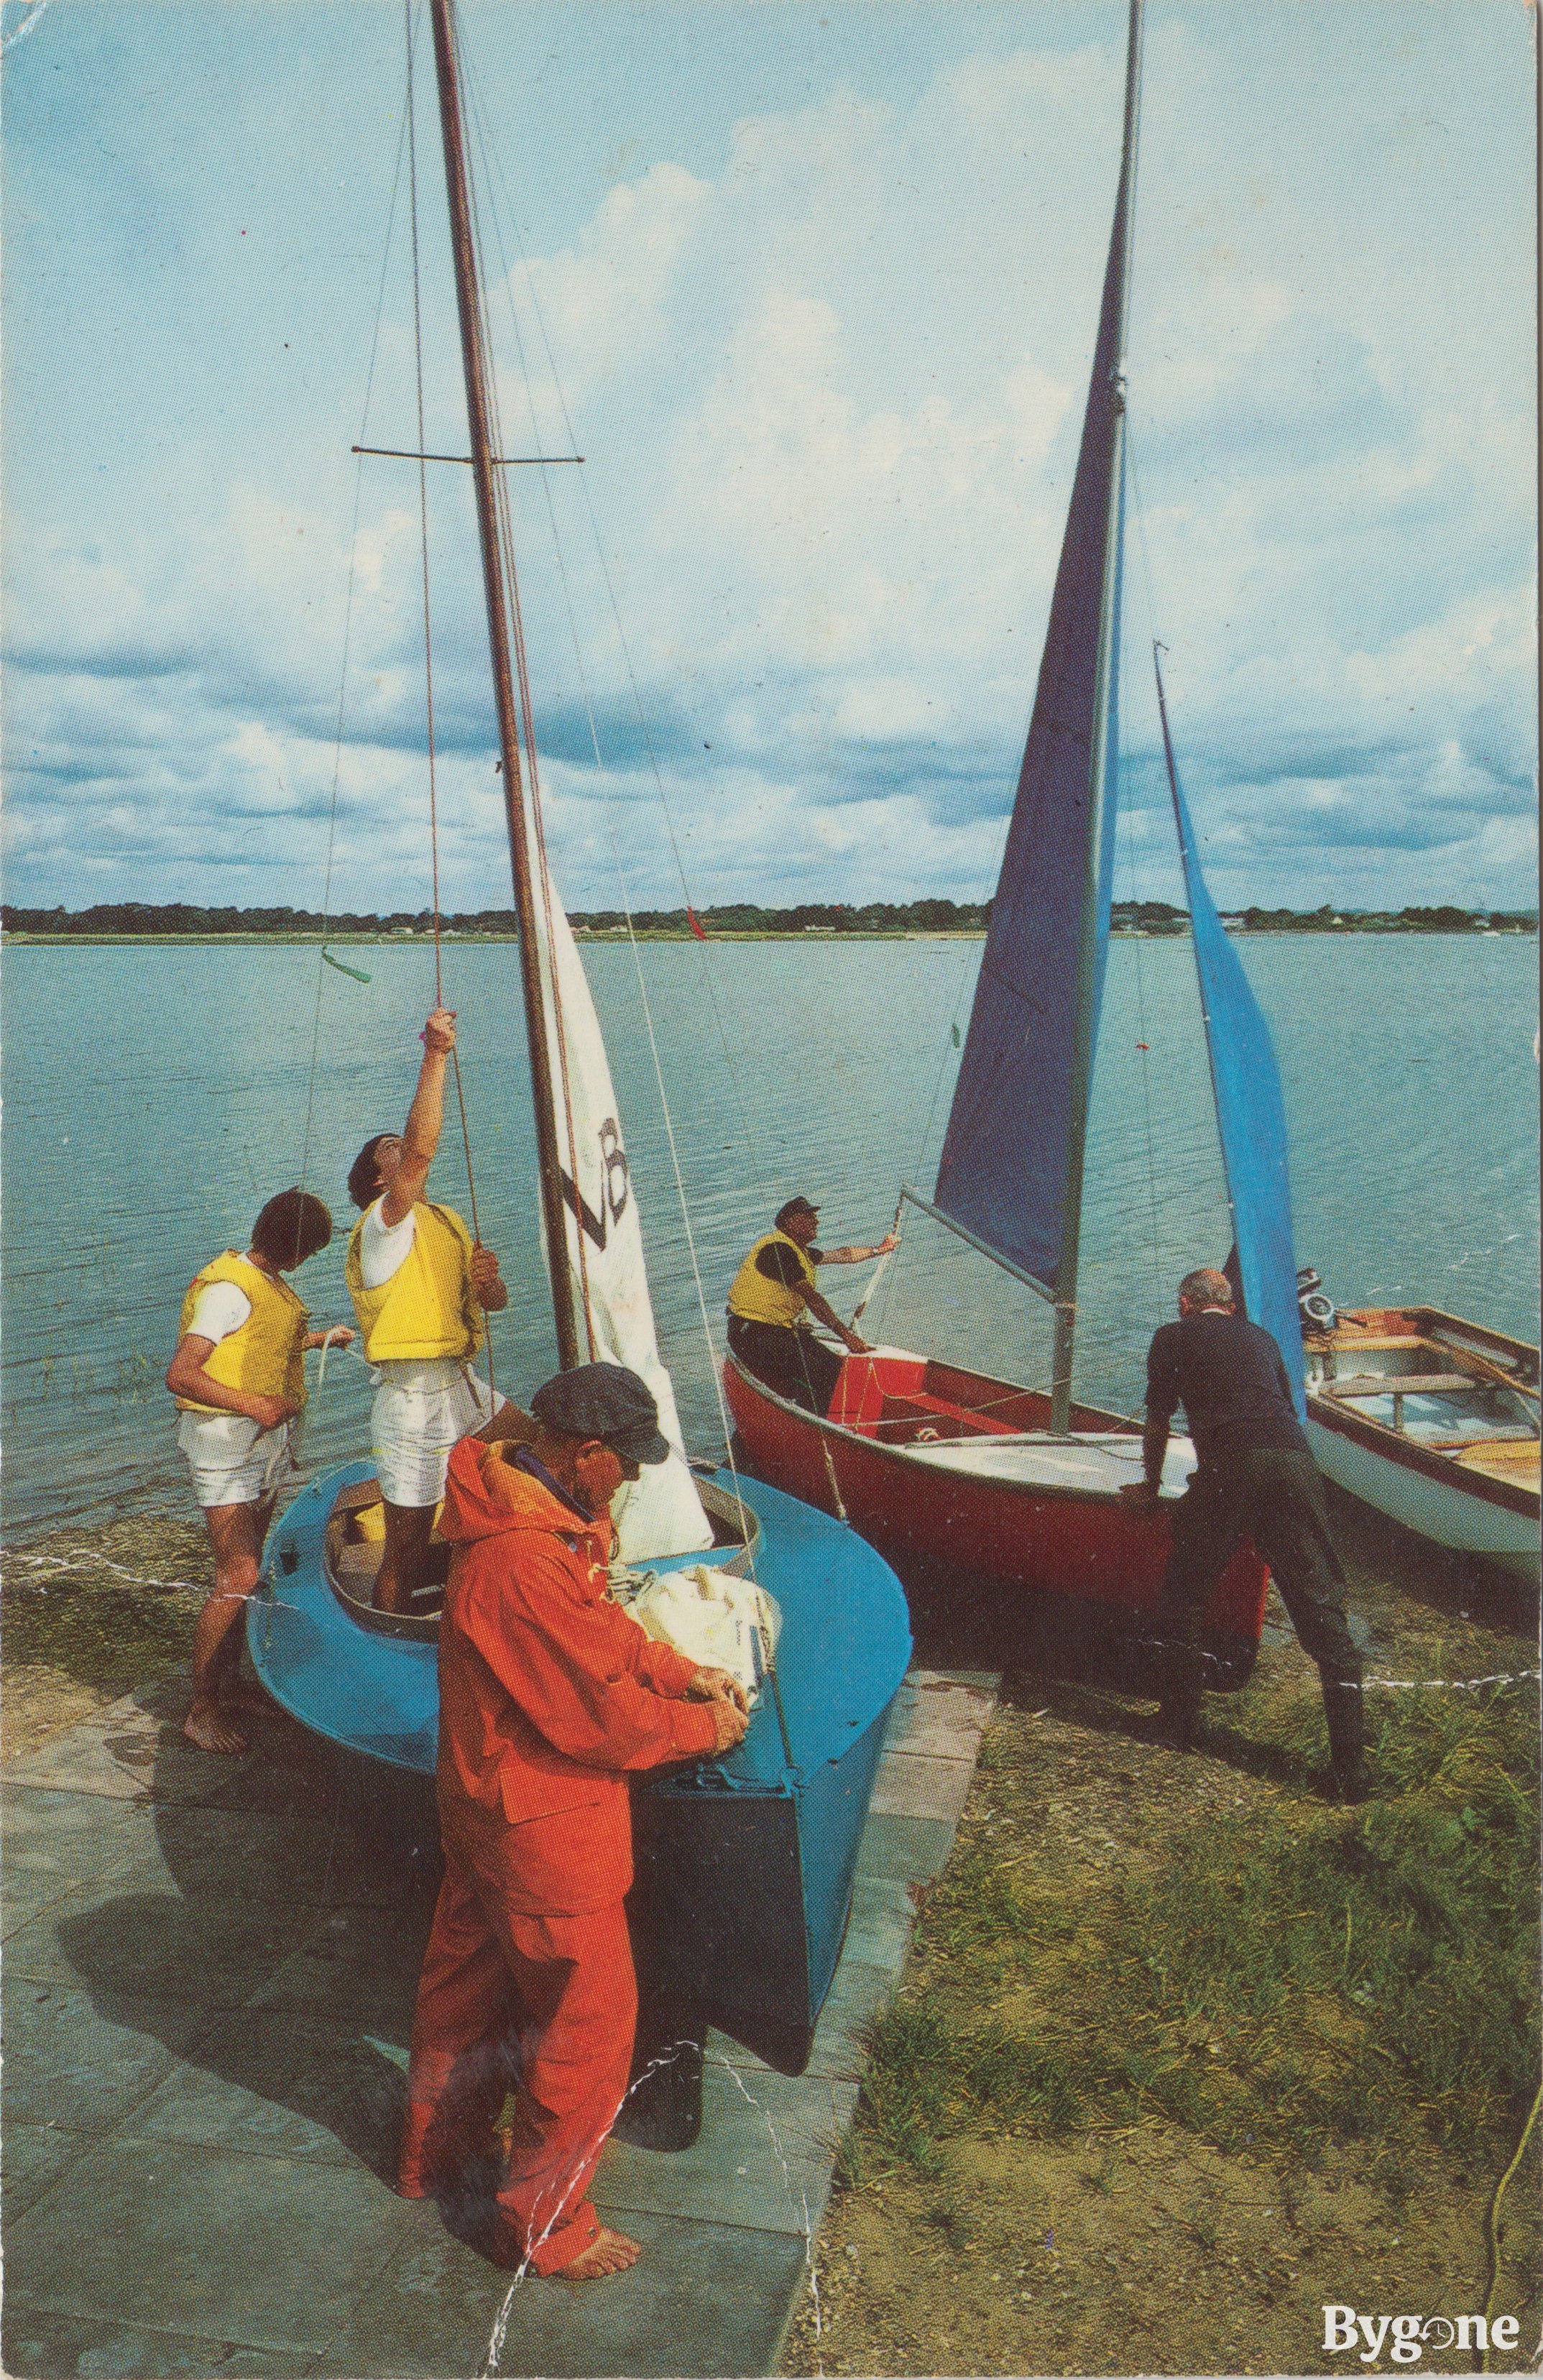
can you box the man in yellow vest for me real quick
[346,1007,510,1614]
[167,1187,351,1754]
[726,1195,898,1415]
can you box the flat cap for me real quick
[775,1194,820,1226]
[530,1362,671,1466]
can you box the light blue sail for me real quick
[1156,651,1307,1416]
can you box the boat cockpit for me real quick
[320,1407,763,1640]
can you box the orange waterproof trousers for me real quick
[398,1812,637,2276]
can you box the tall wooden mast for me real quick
[428,0,580,1370]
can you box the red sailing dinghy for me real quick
[726,0,1313,1686]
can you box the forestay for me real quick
[533,883,714,1559]
[1157,653,1307,1418]
[930,5,1141,1296]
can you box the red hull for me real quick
[724,1349,1268,1647]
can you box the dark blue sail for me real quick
[1156,653,1306,1417]
[932,21,1139,1295]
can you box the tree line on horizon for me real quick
[1,898,1535,937]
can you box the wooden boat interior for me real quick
[830,1351,1137,1447]
[321,1410,765,1642]
[1305,1308,1539,1493]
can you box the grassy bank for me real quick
[786,1520,1540,2376]
[0,1505,207,1758]
[5,1497,1538,2374]
[864,1681,1537,2179]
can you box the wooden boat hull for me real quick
[724,1348,1269,1677]
[1304,1307,1540,1578]
[247,1463,912,2076]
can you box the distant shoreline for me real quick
[4,922,1537,947]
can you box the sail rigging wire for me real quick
[443,41,773,1518]
[457,54,757,1385]
[459,84,750,1458]
[452,43,599,1363]
[403,0,493,1382]
[859,933,983,1343]
[456,52,773,1216]
[297,63,418,1209]
[1114,424,1171,1318]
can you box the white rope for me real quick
[3,1548,202,1594]
[311,1323,361,1402]
[1363,1667,1540,1694]
[1,0,54,52]
[851,1195,905,1329]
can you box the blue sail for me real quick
[932,40,1138,1295]
[1156,653,1306,1417]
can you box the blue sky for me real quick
[4,0,1536,916]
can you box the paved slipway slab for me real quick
[1,1665,996,2379]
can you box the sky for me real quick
[4,0,1537,917]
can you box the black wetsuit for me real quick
[1144,1308,1363,1778]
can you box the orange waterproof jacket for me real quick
[434,1435,719,1913]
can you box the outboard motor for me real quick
[1296,1266,1337,1335]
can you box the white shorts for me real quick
[370,1359,505,1509]
[178,1411,300,1510]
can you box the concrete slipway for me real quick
[1,1660,995,2379]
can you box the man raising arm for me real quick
[345,1008,509,1613]
[725,1194,898,1416]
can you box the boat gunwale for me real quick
[724,1349,1191,1511]
[318,1469,768,1644]
[1304,1389,1540,1518]
[1304,1307,1540,1520]
[1306,1305,1540,1384]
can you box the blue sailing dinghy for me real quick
[247,0,911,2086]
[249,1461,911,2076]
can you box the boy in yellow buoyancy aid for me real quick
[725,1194,897,1415]
[167,1187,353,1754]
[346,1007,510,1614]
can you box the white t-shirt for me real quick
[186,1281,252,1343]
[358,1198,418,1290]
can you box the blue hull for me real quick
[249,1466,911,2075]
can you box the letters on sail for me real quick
[533,884,714,1561]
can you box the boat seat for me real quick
[874,1390,1015,1444]
[1322,1372,1480,1398]
[333,1539,382,1581]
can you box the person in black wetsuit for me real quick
[1120,1266,1369,1800]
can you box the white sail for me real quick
[532,880,714,1561]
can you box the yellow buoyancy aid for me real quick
[726,1230,818,1331]
[175,1252,310,1414]
[345,1200,484,1364]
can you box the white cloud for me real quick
[4,4,1534,916]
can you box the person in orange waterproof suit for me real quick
[397,1363,750,2281]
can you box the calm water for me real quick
[3,934,1537,1540]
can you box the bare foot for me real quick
[560,2226,641,2280]
[183,1701,248,1755]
